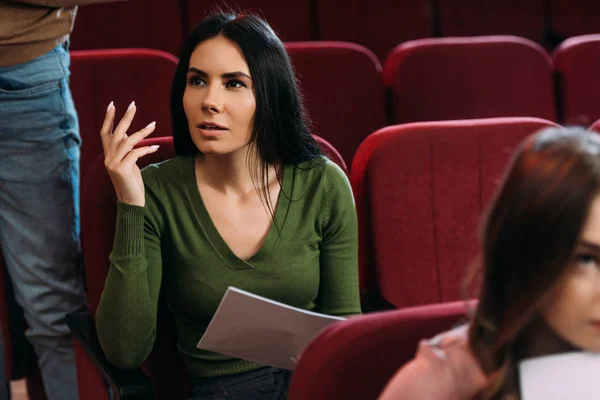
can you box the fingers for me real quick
[111,101,137,150]
[120,145,160,168]
[113,121,157,162]
[100,101,115,153]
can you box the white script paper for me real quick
[197,287,346,370]
[519,351,600,400]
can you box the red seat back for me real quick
[553,35,600,126]
[382,36,557,124]
[289,301,471,400]
[439,1,546,44]
[184,0,313,41]
[70,0,183,55]
[351,117,557,308]
[312,135,348,174]
[549,0,600,40]
[316,0,433,61]
[70,49,177,177]
[287,42,386,167]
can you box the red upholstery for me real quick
[549,0,600,40]
[287,42,386,167]
[382,36,557,124]
[78,137,189,399]
[351,118,557,308]
[73,339,109,400]
[184,0,312,41]
[70,49,177,177]
[312,135,348,174]
[590,118,600,133]
[69,0,183,55]
[553,35,600,126]
[439,1,546,44]
[316,0,433,61]
[289,301,471,400]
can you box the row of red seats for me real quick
[70,34,600,170]
[70,0,600,59]
[6,116,600,398]
[69,116,600,399]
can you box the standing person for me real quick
[379,127,600,400]
[0,1,123,399]
[95,11,361,400]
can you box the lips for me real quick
[197,122,227,130]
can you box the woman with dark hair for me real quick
[95,12,360,399]
[380,127,600,400]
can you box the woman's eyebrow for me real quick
[187,67,251,80]
[577,239,600,252]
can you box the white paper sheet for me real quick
[519,351,600,400]
[197,286,346,370]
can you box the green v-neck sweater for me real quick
[95,155,361,378]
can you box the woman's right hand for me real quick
[101,101,160,207]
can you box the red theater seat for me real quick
[70,0,183,55]
[438,1,546,44]
[70,49,177,177]
[313,135,348,173]
[351,118,557,309]
[184,0,313,41]
[549,0,600,41]
[287,42,386,167]
[289,301,471,400]
[316,0,433,61]
[553,35,600,126]
[382,36,557,124]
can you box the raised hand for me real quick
[100,101,159,207]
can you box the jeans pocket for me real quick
[0,47,64,98]
[0,80,60,96]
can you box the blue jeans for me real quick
[0,42,85,400]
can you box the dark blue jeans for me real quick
[188,367,291,400]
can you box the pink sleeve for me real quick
[378,340,460,400]
[379,329,487,400]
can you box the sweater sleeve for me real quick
[317,161,362,316]
[95,173,164,370]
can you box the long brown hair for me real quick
[468,127,600,399]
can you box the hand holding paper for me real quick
[197,287,345,370]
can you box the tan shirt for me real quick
[0,0,123,67]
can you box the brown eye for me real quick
[188,76,206,86]
[575,253,598,269]
[226,80,245,89]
